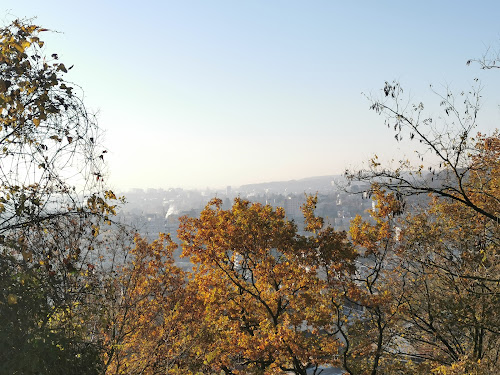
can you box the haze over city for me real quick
[3,1,500,190]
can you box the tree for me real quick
[0,216,105,374]
[0,20,115,232]
[344,52,499,374]
[101,233,205,375]
[178,197,357,375]
[336,180,498,374]
[347,80,498,223]
[396,179,499,372]
[0,19,119,373]
[336,187,413,375]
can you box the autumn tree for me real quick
[347,79,497,223]
[394,135,499,372]
[338,174,498,374]
[0,19,115,232]
[344,51,499,374]
[178,197,357,375]
[0,19,119,373]
[99,233,209,375]
[397,199,499,372]
[335,187,414,375]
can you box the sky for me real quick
[2,1,500,190]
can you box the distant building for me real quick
[284,196,301,218]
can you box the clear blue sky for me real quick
[3,1,500,189]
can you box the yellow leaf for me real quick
[7,294,17,305]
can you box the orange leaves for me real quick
[369,185,404,219]
[177,197,355,374]
[104,234,198,374]
[349,186,402,258]
[302,195,324,232]
[344,134,500,372]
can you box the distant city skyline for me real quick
[3,1,500,189]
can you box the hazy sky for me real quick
[3,1,500,190]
